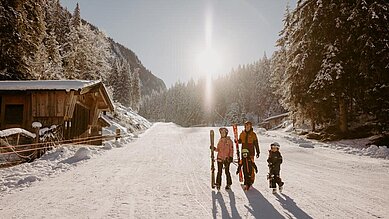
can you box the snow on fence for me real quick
[0,130,126,168]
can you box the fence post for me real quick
[32,122,42,159]
[115,129,121,140]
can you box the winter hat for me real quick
[270,142,280,149]
[244,121,252,126]
[241,148,249,157]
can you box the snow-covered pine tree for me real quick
[25,0,49,80]
[271,3,291,109]
[44,30,64,79]
[345,0,389,131]
[62,3,82,79]
[130,68,141,112]
[0,0,47,80]
[112,59,132,107]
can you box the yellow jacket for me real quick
[239,129,260,157]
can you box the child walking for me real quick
[236,148,258,190]
[267,142,284,194]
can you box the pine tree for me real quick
[0,0,47,80]
[111,59,131,107]
[71,3,81,28]
[0,0,29,79]
[45,30,63,79]
[131,68,141,112]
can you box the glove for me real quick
[236,170,239,175]
[255,167,258,173]
[234,139,238,144]
[256,153,260,158]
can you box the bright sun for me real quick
[196,47,222,75]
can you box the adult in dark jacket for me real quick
[267,142,284,193]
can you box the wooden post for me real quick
[115,129,121,140]
[339,97,348,134]
[32,121,42,159]
[34,127,40,158]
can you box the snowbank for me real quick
[282,132,389,159]
[103,103,151,137]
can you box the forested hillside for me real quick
[139,54,286,126]
[0,0,166,111]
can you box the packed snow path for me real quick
[1,123,388,218]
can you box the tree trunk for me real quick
[311,118,316,132]
[339,97,348,133]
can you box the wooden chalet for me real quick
[0,80,114,142]
[259,112,289,130]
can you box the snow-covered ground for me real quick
[1,123,389,218]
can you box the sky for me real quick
[60,0,296,87]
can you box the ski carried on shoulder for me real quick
[232,124,243,182]
[210,130,216,188]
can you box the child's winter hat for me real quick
[241,148,249,157]
[270,142,280,149]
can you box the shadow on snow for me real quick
[212,190,241,219]
[243,186,284,219]
[275,193,313,219]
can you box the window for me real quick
[5,104,24,125]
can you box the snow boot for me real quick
[225,185,231,190]
[272,188,277,194]
[279,182,284,193]
[216,185,221,190]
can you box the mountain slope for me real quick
[109,39,166,97]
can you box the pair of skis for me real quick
[210,125,243,189]
[232,124,243,183]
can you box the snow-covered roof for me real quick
[0,128,36,138]
[0,80,101,92]
[263,112,289,122]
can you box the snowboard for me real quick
[267,172,275,189]
[210,130,216,189]
[232,124,243,182]
[267,165,277,189]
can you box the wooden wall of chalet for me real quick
[31,91,67,128]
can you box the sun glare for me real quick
[197,47,222,75]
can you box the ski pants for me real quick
[243,165,255,186]
[216,160,232,186]
[269,168,283,188]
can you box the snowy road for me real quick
[1,123,389,218]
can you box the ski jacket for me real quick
[238,128,260,157]
[267,150,283,172]
[237,157,257,176]
[216,136,233,161]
